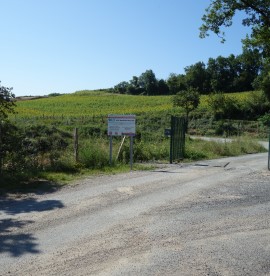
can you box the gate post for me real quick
[170,116,186,163]
[170,116,174,164]
[268,127,270,171]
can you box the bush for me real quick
[258,113,270,126]
[52,152,80,173]
[79,139,110,169]
[214,121,238,136]
[1,124,72,175]
[118,139,169,163]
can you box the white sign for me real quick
[108,115,136,136]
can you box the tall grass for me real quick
[78,139,110,169]
[185,136,267,161]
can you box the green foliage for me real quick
[185,137,267,161]
[14,92,172,117]
[206,90,270,120]
[207,92,241,119]
[1,84,269,191]
[79,139,110,169]
[0,121,21,173]
[258,113,270,126]
[173,88,200,119]
[262,72,270,101]
[200,0,270,46]
[0,82,15,119]
[118,139,169,163]
[0,81,17,174]
[1,124,72,175]
[113,70,169,95]
[48,93,62,97]
[200,0,270,97]
[167,73,187,95]
[213,121,238,136]
[185,62,210,93]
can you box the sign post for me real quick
[268,126,270,171]
[109,135,113,166]
[130,136,134,170]
[108,115,136,170]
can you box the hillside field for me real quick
[14,90,254,118]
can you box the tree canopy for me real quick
[200,0,270,98]
[172,88,200,120]
[200,0,270,54]
[113,49,262,96]
[0,82,15,119]
[113,70,170,95]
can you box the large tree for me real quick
[0,82,16,173]
[172,87,200,127]
[200,0,270,49]
[138,70,158,96]
[207,55,236,92]
[167,73,187,95]
[200,0,270,98]
[184,62,211,94]
[0,82,15,119]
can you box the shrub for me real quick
[79,139,110,169]
[258,113,270,126]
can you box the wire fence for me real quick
[10,113,269,139]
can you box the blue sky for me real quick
[1,0,251,96]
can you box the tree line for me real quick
[200,0,270,101]
[112,48,263,96]
[113,0,270,100]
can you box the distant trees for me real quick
[166,73,187,95]
[167,50,262,95]
[112,49,262,96]
[199,0,270,98]
[113,70,169,95]
[113,1,270,96]
[184,62,210,94]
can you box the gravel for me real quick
[0,153,270,275]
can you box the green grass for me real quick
[0,163,156,195]
[185,136,267,161]
[0,136,266,194]
[14,90,259,119]
[199,91,254,109]
[14,90,172,117]
[12,89,265,133]
[2,89,267,194]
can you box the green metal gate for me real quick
[170,116,186,163]
[268,128,270,171]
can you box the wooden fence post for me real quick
[74,128,78,162]
[0,122,2,174]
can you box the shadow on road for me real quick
[0,197,64,215]
[0,179,63,197]
[0,218,39,257]
[0,196,64,257]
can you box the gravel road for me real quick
[1,153,270,275]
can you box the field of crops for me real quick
[13,90,264,138]
[199,91,254,108]
[14,90,173,118]
[13,90,258,121]
[2,90,267,186]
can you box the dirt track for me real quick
[1,153,270,275]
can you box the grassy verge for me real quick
[0,136,267,195]
[0,163,155,195]
[185,136,267,161]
